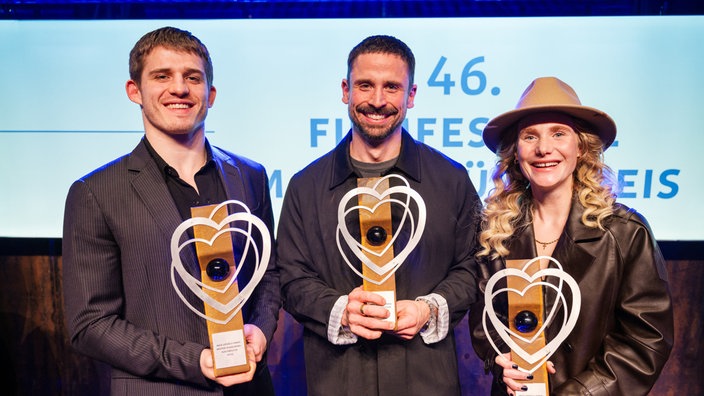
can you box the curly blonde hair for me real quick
[477,119,616,259]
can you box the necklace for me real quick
[535,237,559,250]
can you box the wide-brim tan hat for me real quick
[482,76,617,153]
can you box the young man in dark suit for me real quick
[62,26,280,396]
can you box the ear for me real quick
[341,79,350,104]
[406,83,417,109]
[208,85,217,108]
[125,80,142,106]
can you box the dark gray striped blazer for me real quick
[62,139,280,395]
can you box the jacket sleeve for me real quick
[555,214,674,395]
[468,255,510,392]
[430,171,483,328]
[276,175,345,340]
[62,180,210,387]
[244,166,282,343]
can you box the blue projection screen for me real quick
[1,17,702,240]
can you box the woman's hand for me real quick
[495,353,556,395]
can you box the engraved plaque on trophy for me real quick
[170,200,271,377]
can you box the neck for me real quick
[145,129,207,184]
[349,129,402,163]
[531,189,572,243]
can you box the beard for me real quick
[349,103,404,145]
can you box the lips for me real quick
[358,104,397,120]
[364,113,388,121]
[533,161,559,168]
[165,103,192,109]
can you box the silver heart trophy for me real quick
[482,255,581,374]
[336,174,426,285]
[169,199,271,325]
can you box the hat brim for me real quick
[482,104,617,153]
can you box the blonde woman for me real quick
[469,77,673,395]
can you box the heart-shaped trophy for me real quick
[336,174,426,324]
[482,256,581,396]
[170,199,270,376]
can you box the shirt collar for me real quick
[329,129,422,190]
[142,136,215,180]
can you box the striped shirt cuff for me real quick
[416,293,449,344]
[327,295,358,345]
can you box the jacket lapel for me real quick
[506,224,537,261]
[127,141,183,238]
[505,201,601,284]
[127,140,200,274]
[211,146,253,251]
[556,201,602,283]
[212,146,246,204]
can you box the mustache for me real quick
[356,104,398,116]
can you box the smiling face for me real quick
[126,46,216,141]
[342,52,416,144]
[515,114,581,196]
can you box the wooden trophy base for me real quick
[506,259,550,396]
[191,204,250,377]
[357,177,397,326]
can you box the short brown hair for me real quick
[128,26,213,87]
[347,35,415,87]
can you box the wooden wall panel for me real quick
[649,260,704,395]
[0,255,700,395]
[0,256,109,395]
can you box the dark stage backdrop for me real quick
[0,253,701,395]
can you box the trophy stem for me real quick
[358,177,397,327]
[192,204,250,377]
[506,259,550,396]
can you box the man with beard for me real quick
[276,35,481,396]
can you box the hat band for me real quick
[517,112,575,131]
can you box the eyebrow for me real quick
[353,78,373,85]
[147,67,205,76]
[520,124,573,133]
[147,68,172,76]
[354,78,404,87]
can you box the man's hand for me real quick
[244,324,267,362]
[200,346,257,387]
[393,299,430,340]
[342,286,395,339]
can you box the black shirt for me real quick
[142,137,226,220]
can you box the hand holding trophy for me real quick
[336,174,426,331]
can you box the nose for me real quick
[536,137,553,156]
[169,77,190,96]
[368,87,388,108]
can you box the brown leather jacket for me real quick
[469,200,674,395]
